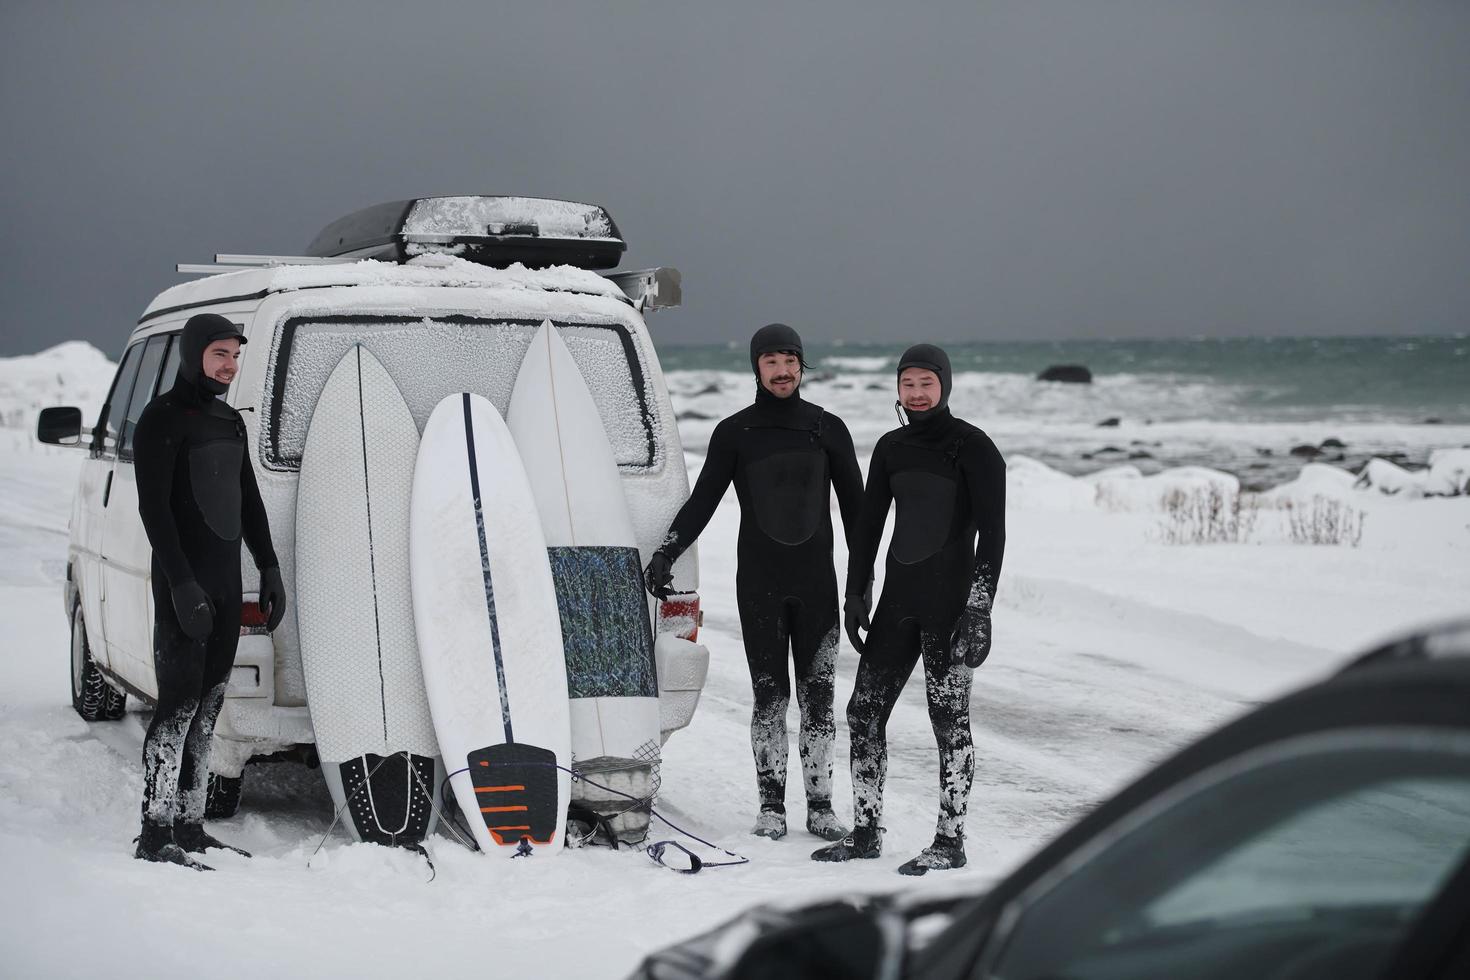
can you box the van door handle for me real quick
[102,471,114,508]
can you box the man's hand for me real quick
[171,581,215,641]
[259,567,286,631]
[643,551,675,600]
[844,594,870,656]
[949,601,993,668]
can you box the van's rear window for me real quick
[262,315,659,471]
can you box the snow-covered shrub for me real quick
[1157,485,1259,545]
[1282,496,1365,547]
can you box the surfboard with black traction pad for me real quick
[296,345,442,846]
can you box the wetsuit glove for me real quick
[844,594,870,656]
[949,599,993,668]
[259,567,286,632]
[171,581,215,641]
[643,551,675,600]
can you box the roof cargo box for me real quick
[305,196,626,270]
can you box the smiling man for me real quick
[131,313,285,869]
[644,323,863,841]
[815,343,1006,874]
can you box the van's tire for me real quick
[71,600,125,721]
[100,680,127,720]
[205,772,243,819]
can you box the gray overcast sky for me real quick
[2,1,1468,356]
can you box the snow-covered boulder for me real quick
[1353,457,1429,498]
[1426,448,1470,497]
[1006,455,1096,511]
[1260,463,1358,506]
[1093,465,1239,512]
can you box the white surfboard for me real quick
[295,345,442,846]
[507,321,660,841]
[411,392,571,855]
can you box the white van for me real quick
[38,196,710,817]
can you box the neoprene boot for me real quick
[751,806,788,840]
[810,825,882,862]
[134,821,212,871]
[174,821,251,857]
[897,833,967,876]
[805,804,849,841]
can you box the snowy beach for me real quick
[2,342,1469,978]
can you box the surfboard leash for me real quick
[438,762,750,874]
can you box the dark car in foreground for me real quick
[632,620,1470,980]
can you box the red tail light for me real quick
[657,593,701,643]
[240,600,269,636]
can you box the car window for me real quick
[985,733,1470,980]
[263,316,659,471]
[158,332,182,392]
[117,335,170,460]
[94,342,146,457]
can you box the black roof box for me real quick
[306,196,626,270]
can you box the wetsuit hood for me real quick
[177,313,247,398]
[750,322,809,402]
[896,343,952,426]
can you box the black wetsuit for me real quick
[133,353,277,828]
[660,387,863,813]
[843,406,1005,838]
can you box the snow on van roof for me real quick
[143,256,627,320]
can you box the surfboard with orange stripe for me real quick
[411,393,572,855]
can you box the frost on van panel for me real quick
[274,320,659,469]
[560,329,661,470]
[404,197,619,242]
[548,546,656,699]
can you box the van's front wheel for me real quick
[70,601,126,721]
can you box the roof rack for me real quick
[176,254,359,275]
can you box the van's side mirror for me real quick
[37,406,84,446]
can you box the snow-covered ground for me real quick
[2,345,1469,978]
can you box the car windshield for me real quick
[262,315,659,471]
[984,734,1470,980]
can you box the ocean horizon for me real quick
[656,334,1470,490]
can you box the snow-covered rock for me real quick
[1353,457,1429,498]
[1260,463,1359,505]
[1006,455,1095,510]
[1426,448,1470,497]
[1092,465,1239,512]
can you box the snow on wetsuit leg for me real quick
[839,344,1002,853]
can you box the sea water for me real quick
[656,335,1470,489]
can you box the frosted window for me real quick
[265,316,656,471]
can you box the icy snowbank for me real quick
[0,342,117,451]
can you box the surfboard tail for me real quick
[467,743,561,846]
[339,752,438,846]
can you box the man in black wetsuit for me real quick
[813,343,1005,875]
[132,313,286,869]
[644,324,864,841]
